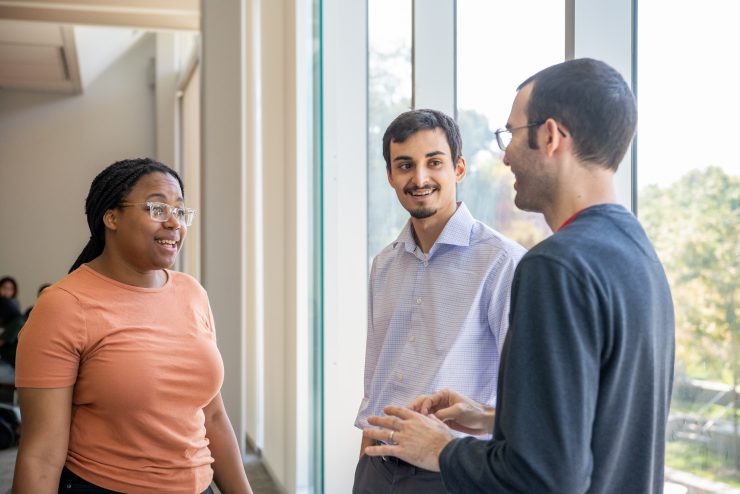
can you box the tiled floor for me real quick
[0,447,283,494]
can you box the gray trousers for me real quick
[352,454,449,494]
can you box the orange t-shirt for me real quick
[16,265,224,493]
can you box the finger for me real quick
[421,392,448,414]
[383,405,416,420]
[363,426,393,443]
[418,397,433,415]
[367,415,399,430]
[434,403,463,423]
[364,442,398,458]
[408,394,429,412]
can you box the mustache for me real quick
[403,184,439,194]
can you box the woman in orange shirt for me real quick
[13,158,253,494]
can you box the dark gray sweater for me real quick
[439,204,675,493]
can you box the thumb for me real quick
[434,404,462,423]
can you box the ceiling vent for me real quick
[0,20,81,93]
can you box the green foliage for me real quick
[639,167,739,384]
[666,441,740,488]
[642,167,740,480]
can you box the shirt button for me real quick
[396,372,404,382]
[408,334,416,342]
[423,261,428,267]
[416,298,422,305]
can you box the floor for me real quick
[0,447,283,494]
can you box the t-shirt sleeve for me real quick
[15,287,87,388]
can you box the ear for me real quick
[102,209,119,231]
[543,118,568,158]
[454,157,466,183]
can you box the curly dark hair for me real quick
[69,158,184,273]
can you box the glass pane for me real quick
[456,0,564,248]
[367,0,412,262]
[637,2,740,491]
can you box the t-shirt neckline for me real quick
[80,264,172,293]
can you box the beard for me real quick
[510,151,553,214]
[402,184,440,219]
[514,176,550,213]
[408,206,437,219]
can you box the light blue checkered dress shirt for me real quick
[355,202,526,434]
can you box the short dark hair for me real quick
[69,158,184,273]
[0,276,18,299]
[382,109,463,172]
[518,58,637,171]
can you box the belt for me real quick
[372,440,413,467]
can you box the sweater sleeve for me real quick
[439,254,602,493]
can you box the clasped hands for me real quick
[363,388,495,472]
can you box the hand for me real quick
[409,388,495,436]
[363,406,454,472]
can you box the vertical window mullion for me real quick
[412,0,456,116]
[573,0,634,210]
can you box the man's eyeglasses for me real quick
[494,120,568,152]
[493,121,545,152]
[120,201,196,227]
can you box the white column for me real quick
[244,0,265,460]
[572,0,635,210]
[200,0,247,453]
[412,0,456,116]
[322,0,368,492]
[258,0,288,487]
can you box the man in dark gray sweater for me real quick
[362,58,675,493]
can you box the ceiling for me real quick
[0,0,199,93]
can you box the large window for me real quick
[637,2,740,490]
[328,1,739,492]
[456,0,563,247]
[367,0,412,259]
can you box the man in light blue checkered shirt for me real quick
[353,109,525,493]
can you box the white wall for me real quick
[0,34,156,310]
[322,0,368,491]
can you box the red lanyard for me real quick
[558,209,584,231]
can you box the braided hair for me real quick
[69,158,185,273]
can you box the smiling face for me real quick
[106,172,187,272]
[503,83,556,213]
[387,128,466,222]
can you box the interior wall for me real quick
[0,34,156,310]
[180,63,201,280]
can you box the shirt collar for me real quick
[394,202,474,255]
